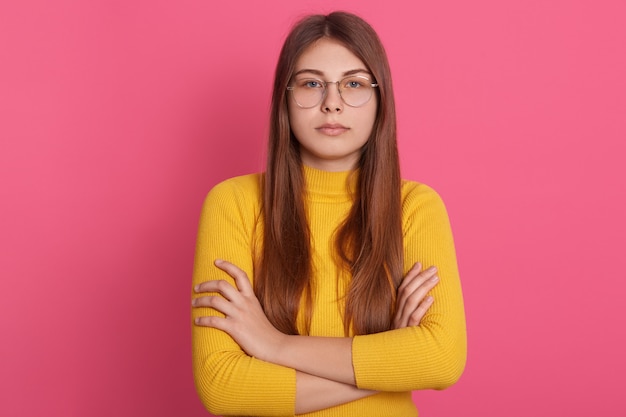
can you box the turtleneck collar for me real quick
[303,164,359,203]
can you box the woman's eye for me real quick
[302,80,323,88]
[345,79,364,88]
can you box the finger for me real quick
[397,262,422,293]
[194,279,240,301]
[194,315,230,331]
[214,259,254,295]
[397,266,438,308]
[396,274,439,327]
[399,275,438,320]
[399,266,438,298]
[407,296,434,327]
[393,309,409,329]
[395,264,423,322]
[192,295,238,317]
[396,266,438,320]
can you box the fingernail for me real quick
[191,298,197,306]
[413,262,421,269]
[430,275,439,282]
[194,317,200,324]
[194,285,200,292]
[215,259,223,264]
[427,266,437,273]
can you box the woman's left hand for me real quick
[192,259,285,361]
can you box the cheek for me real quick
[287,102,298,130]
[361,103,378,137]
[287,106,301,137]
[287,106,312,140]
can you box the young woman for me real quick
[191,11,466,416]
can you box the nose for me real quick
[321,81,343,113]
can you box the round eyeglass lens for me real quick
[339,76,376,107]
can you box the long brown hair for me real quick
[255,11,403,336]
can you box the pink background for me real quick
[1,0,625,416]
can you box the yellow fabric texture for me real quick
[192,165,467,417]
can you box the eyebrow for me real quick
[293,68,372,78]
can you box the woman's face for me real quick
[288,38,378,172]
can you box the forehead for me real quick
[294,38,368,76]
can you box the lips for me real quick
[316,123,349,136]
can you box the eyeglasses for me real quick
[287,75,379,108]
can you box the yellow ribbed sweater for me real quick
[192,166,467,417]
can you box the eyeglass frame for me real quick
[286,75,379,108]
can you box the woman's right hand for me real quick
[393,263,439,329]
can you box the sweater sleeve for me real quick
[191,176,296,416]
[352,183,467,392]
